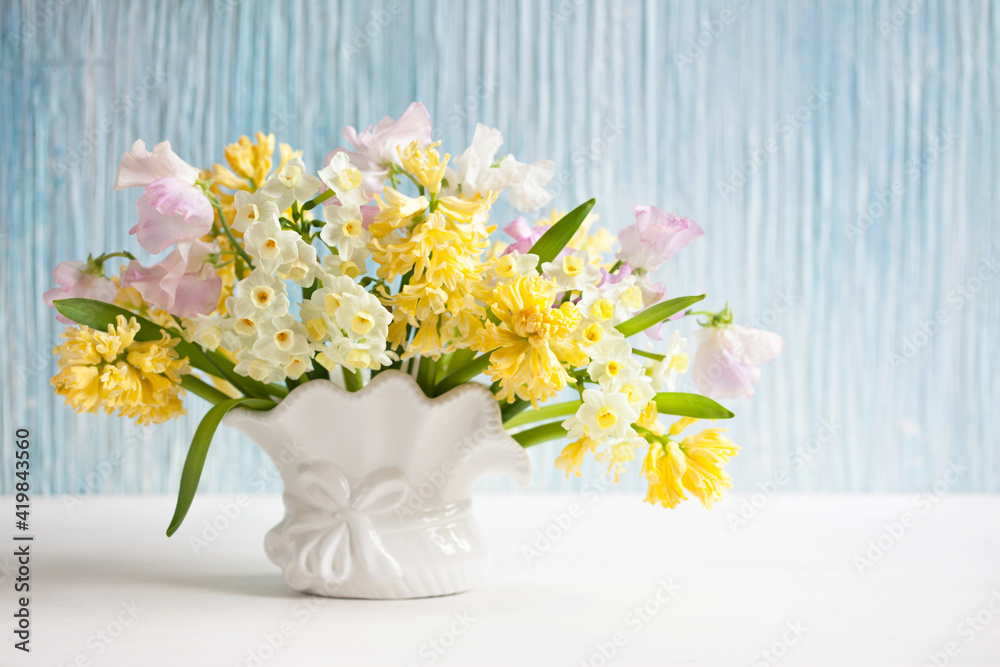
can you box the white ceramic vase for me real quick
[223,370,532,599]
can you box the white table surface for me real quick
[2,493,999,667]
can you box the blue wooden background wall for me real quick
[1,0,997,497]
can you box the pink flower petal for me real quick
[120,240,220,317]
[113,139,201,190]
[617,205,705,272]
[502,217,548,255]
[43,260,118,323]
[129,177,213,254]
[725,325,787,366]
[691,325,783,399]
[337,102,433,195]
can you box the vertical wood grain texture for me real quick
[0,0,997,495]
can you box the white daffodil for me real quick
[282,354,313,381]
[563,389,639,442]
[231,268,291,320]
[318,152,369,208]
[578,278,643,326]
[648,330,690,392]
[243,217,301,274]
[322,253,363,279]
[299,274,370,343]
[577,284,619,325]
[319,337,396,372]
[492,250,539,279]
[232,189,279,233]
[262,157,320,211]
[575,317,624,357]
[587,339,642,388]
[333,291,392,344]
[541,249,600,292]
[320,203,371,262]
[234,348,285,384]
[448,124,554,212]
[283,239,323,287]
[187,314,223,352]
[220,299,258,350]
[606,275,647,321]
[614,367,656,410]
[252,314,311,371]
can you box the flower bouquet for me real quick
[45,103,783,597]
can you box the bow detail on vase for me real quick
[283,461,409,585]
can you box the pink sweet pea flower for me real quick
[120,240,221,318]
[131,177,214,254]
[113,139,201,190]
[114,140,213,254]
[692,325,785,399]
[43,260,118,323]
[331,102,432,195]
[502,217,549,255]
[617,205,704,271]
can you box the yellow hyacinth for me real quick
[372,185,495,359]
[636,400,665,436]
[223,132,276,187]
[52,316,189,425]
[642,418,740,509]
[471,275,588,407]
[555,436,599,478]
[595,438,637,483]
[210,133,300,220]
[397,140,449,194]
[642,440,689,508]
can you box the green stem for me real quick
[416,357,438,395]
[180,375,232,405]
[342,366,363,392]
[632,348,666,361]
[302,279,318,303]
[504,400,582,429]
[434,354,490,396]
[209,195,254,265]
[500,398,531,423]
[92,250,136,265]
[511,422,569,448]
[446,347,477,375]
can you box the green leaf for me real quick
[53,298,286,400]
[655,392,734,420]
[614,294,706,338]
[528,198,596,265]
[511,421,569,448]
[166,397,274,536]
[504,400,581,429]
